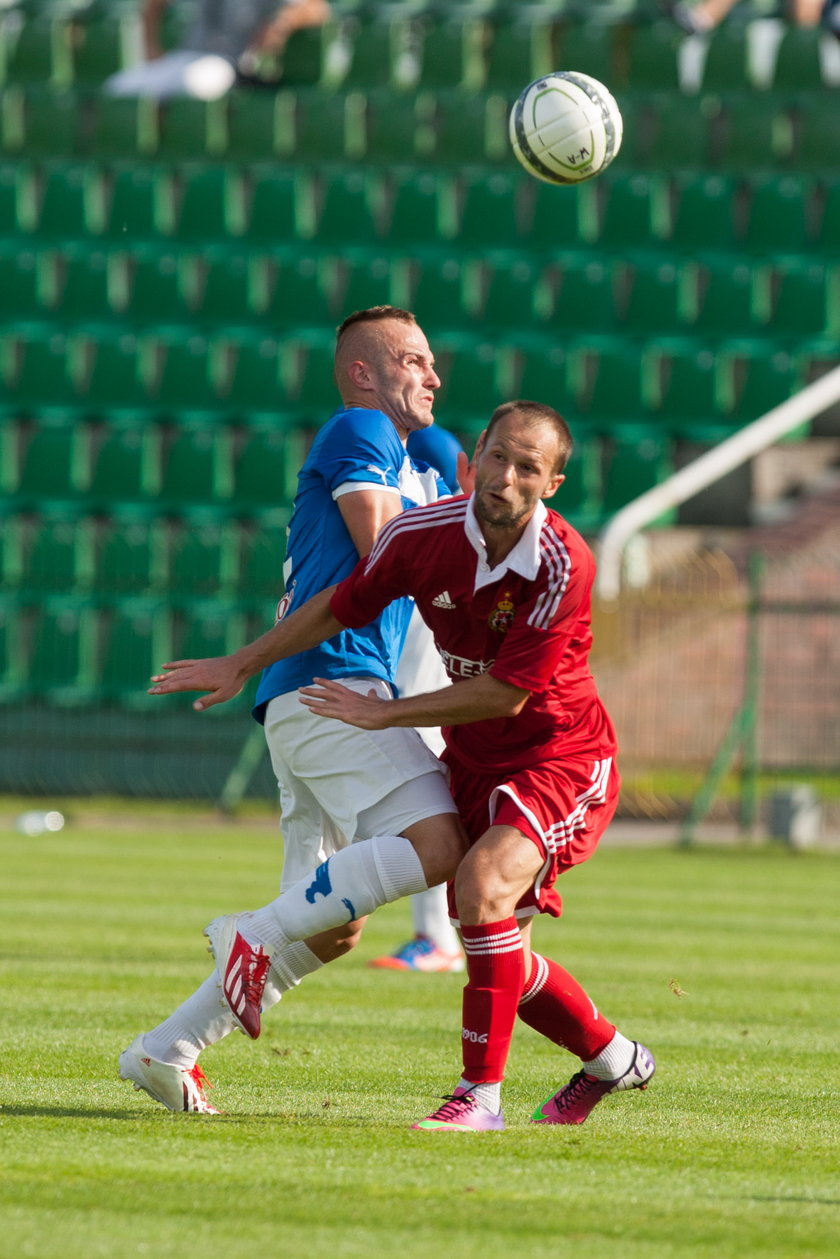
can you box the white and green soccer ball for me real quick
[509,71,623,185]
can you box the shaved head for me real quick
[332,306,439,439]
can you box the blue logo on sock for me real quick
[305,861,333,904]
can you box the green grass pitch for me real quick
[0,802,837,1259]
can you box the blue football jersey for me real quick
[253,407,451,720]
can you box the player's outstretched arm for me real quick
[299,672,529,730]
[148,586,344,711]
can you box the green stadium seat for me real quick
[29,595,98,704]
[3,18,61,84]
[794,95,840,171]
[482,13,554,91]
[14,412,89,499]
[771,26,826,90]
[555,21,615,85]
[338,253,400,319]
[79,332,151,417]
[170,598,248,663]
[157,99,228,160]
[166,511,239,599]
[103,164,175,240]
[384,168,447,245]
[413,14,485,89]
[293,89,358,161]
[340,14,407,89]
[619,259,684,335]
[595,172,664,249]
[262,253,336,330]
[701,23,749,90]
[434,340,504,424]
[513,342,572,415]
[761,258,832,338]
[36,162,105,239]
[235,517,285,603]
[86,414,161,503]
[0,244,51,321]
[410,255,473,330]
[601,424,674,516]
[245,168,301,244]
[645,92,717,167]
[455,170,522,247]
[97,597,172,706]
[12,88,82,157]
[232,422,307,508]
[814,178,840,251]
[4,332,82,414]
[314,167,381,244]
[715,93,793,169]
[740,173,813,254]
[88,97,159,161]
[426,89,506,164]
[551,254,617,334]
[0,161,26,235]
[223,335,291,415]
[121,246,193,325]
[689,257,757,335]
[721,342,798,421]
[227,91,294,160]
[0,593,27,702]
[573,336,650,420]
[478,256,552,331]
[158,419,234,505]
[22,505,95,595]
[93,506,166,596]
[649,338,722,423]
[522,178,586,250]
[69,15,128,86]
[667,172,739,251]
[363,86,428,163]
[173,164,245,242]
[280,24,332,86]
[549,419,603,524]
[51,247,116,323]
[293,335,342,419]
[192,250,259,328]
[622,21,682,91]
[150,334,223,415]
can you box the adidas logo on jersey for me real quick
[432,591,456,609]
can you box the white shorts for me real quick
[263,678,457,891]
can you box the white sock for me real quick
[458,1078,502,1114]
[583,1031,636,1080]
[143,941,325,1068]
[411,884,461,954]
[246,835,428,950]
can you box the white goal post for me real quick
[595,364,840,604]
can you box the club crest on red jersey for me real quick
[488,591,515,634]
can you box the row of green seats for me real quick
[1,501,287,603]
[0,590,270,708]
[1,9,834,93]
[2,85,839,167]
[4,161,840,253]
[2,242,837,338]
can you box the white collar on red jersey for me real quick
[465,497,547,591]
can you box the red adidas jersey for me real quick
[329,494,617,774]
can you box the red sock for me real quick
[459,919,525,1083]
[517,952,615,1060]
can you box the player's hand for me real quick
[148,656,247,711]
[456,448,477,496]
[298,678,390,729]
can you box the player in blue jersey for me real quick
[120,307,470,1113]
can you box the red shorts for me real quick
[444,751,620,920]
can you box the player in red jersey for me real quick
[149,400,655,1130]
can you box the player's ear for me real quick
[472,429,488,460]
[346,359,372,388]
[542,473,565,500]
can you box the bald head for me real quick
[332,307,440,439]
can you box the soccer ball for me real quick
[509,71,623,186]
